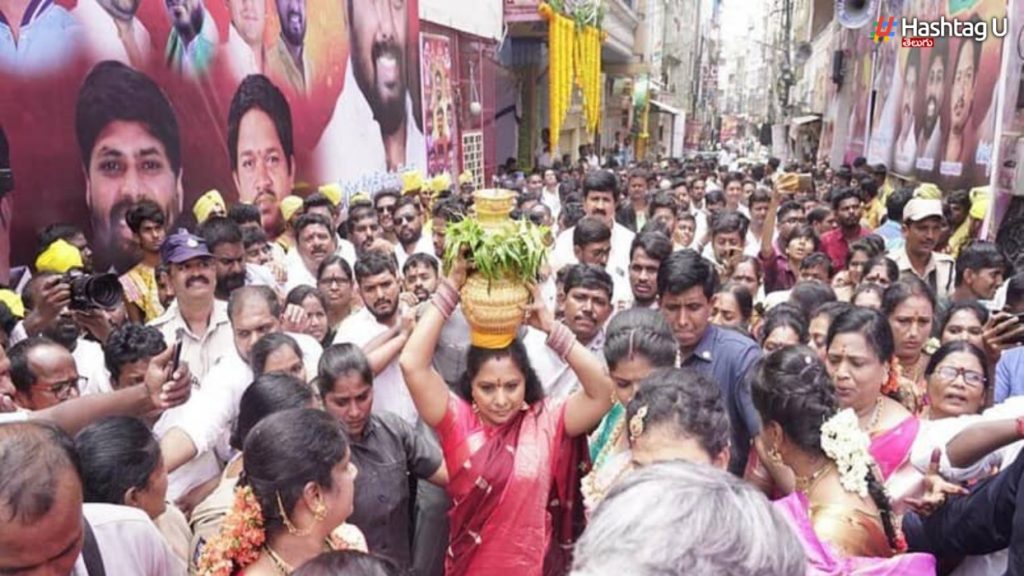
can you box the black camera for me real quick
[64,271,123,310]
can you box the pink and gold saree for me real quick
[436,392,587,576]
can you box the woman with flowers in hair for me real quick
[753,345,936,571]
[196,408,361,575]
[581,308,678,513]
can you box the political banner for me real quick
[421,33,458,176]
[865,0,1006,190]
[0,0,424,272]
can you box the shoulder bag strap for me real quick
[82,519,106,576]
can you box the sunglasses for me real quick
[376,205,395,214]
[396,215,418,225]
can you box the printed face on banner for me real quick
[228,0,266,45]
[0,0,426,273]
[350,0,409,135]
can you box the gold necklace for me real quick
[866,396,884,432]
[795,461,834,495]
[264,544,293,575]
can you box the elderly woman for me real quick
[571,461,806,576]
[754,346,936,572]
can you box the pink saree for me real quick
[774,492,936,575]
[869,416,920,479]
[436,392,587,576]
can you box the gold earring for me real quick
[610,391,618,406]
[312,496,328,523]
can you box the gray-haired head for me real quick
[571,461,805,576]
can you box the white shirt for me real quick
[917,397,1024,483]
[314,56,426,188]
[552,222,636,277]
[73,0,151,67]
[394,234,435,272]
[73,503,185,575]
[283,239,357,292]
[541,187,562,222]
[333,307,418,425]
[522,326,605,399]
[224,23,262,79]
[74,339,112,396]
[169,333,322,457]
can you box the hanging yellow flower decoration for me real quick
[540,2,603,153]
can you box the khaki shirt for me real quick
[148,299,235,383]
[889,246,955,300]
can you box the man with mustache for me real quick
[313,0,426,184]
[228,75,296,244]
[552,170,636,280]
[76,62,183,273]
[120,200,167,324]
[890,197,955,300]
[224,0,266,77]
[19,270,111,399]
[74,0,152,67]
[525,264,612,398]
[348,202,394,258]
[916,38,948,171]
[148,230,235,381]
[286,213,338,291]
[266,0,310,93]
[334,251,419,425]
[402,253,439,303]
[164,0,218,76]
[393,196,433,270]
[200,216,278,300]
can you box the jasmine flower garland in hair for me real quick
[819,409,872,498]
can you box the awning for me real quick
[791,114,822,126]
[650,100,684,116]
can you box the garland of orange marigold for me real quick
[196,485,266,576]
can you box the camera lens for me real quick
[83,273,123,309]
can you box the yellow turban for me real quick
[280,195,304,222]
[430,173,452,196]
[458,170,474,185]
[969,186,990,220]
[35,239,83,274]
[350,191,371,205]
[914,183,942,200]
[319,183,342,206]
[0,289,24,317]
[402,170,424,194]
[193,189,226,224]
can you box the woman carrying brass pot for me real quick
[398,249,614,576]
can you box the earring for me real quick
[472,402,480,414]
[312,496,328,523]
[520,402,529,411]
[767,445,783,464]
[610,391,618,406]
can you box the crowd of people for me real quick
[3,143,1024,576]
